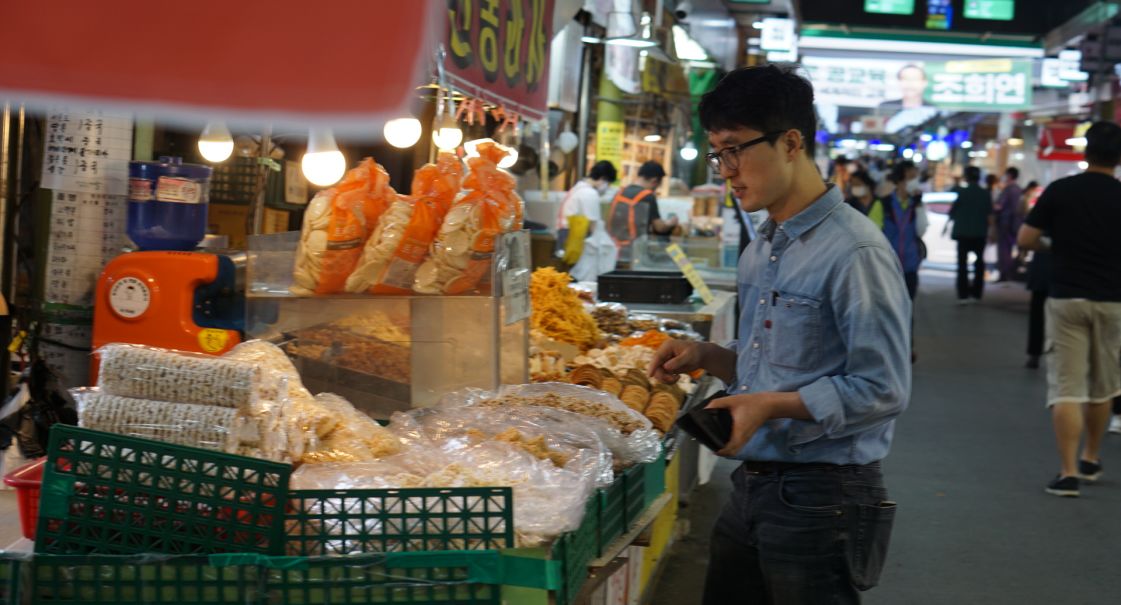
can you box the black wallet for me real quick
[674,390,733,452]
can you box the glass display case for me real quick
[630,235,738,290]
[246,231,530,417]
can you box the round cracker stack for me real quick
[644,390,680,434]
[600,376,623,397]
[621,368,650,389]
[569,365,604,389]
[619,384,650,413]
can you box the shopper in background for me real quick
[994,167,1024,281]
[1024,246,1052,369]
[949,166,993,304]
[606,160,676,265]
[556,160,615,254]
[882,160,928,300]
[650,64,910,604]
[844,169,883,227]
[1018,120,1121,498]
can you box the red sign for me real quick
[445,0,555,121]
[0,1,441,136]
[1038,123,1084,163]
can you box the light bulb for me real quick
[644,133,663,142]
[498,148,518,169]
[680,142,698,161]
[1078,161,1089,170]
[961,141,973,149]
[384,118,422,149]
[301,128,346,186]
[198,121,234,163]
[556,131,579,153]
[432,114,463,151]
[902,148,914,159]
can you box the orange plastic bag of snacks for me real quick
[415,143,519,295]
[346,154,462,294]
[292,159,397,295]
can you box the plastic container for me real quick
[3,457,44,540]
[35,425,291,556]
[598,270,693,305]
[127,156,213,251]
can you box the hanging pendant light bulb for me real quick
[384,117,422,148]
[498,122,520,169]
[432,88,463,151]
[198,120,234,163]
[301,128,346,187]
[680,140,698,161]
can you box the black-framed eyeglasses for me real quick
[704,131,786,172]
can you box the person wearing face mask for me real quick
[556,160,616,266]
[844,170,884,227]
[883,160,928,300]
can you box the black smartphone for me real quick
[675,390,734,452]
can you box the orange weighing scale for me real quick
[91,251,246,379]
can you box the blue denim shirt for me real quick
[729,185,912,465]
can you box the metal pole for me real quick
[250,125,272,237]
[0,103,12,388]
[575,32,594,178]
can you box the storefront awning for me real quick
[0,1,442,136]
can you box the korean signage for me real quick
[760,18,796,53]
[802,56,1032,112]
[446,0,555,121]
[925,58,1032,111]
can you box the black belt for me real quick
[740,460,880,475]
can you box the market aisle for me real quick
[650,271,1121,604]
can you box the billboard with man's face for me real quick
[801,56,1033,114]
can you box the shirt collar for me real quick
[760,183,843,242]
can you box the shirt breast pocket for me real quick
[765,292,823,371]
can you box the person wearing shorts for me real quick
[1018,120,1121,497]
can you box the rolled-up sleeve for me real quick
[793,244,912,444]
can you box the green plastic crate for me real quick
[36,426,291,556]
[597,476,626,555]
[285,488,514,555]
[263,552,501,604]
[551,496,599,605]
[25,554,260,604]
[623,451,666,526]
[0,556,19,605]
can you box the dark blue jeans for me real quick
[702,462,896,605]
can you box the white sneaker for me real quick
[1109,415,1121,435]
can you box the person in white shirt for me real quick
[556,160,616,235]
[557,161,617,281]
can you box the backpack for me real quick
[607,187,655,248]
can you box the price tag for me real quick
[502,269,531,325]
[665,243,715,305]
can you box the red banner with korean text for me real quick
[0,1,441,136]
[445,0,555,121]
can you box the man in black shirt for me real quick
[1018,121,1121,498]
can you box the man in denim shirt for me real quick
[649,65,911,604]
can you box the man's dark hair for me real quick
[1026,180,1039,189]
[889,160,916,184]
[1004,166,1019,180]
[588,160,617,182]
[698,64,817,158]
[1085,121,1121,167]
[849,169,876,191]
[637,161,666,180]
[964,166,981,183]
